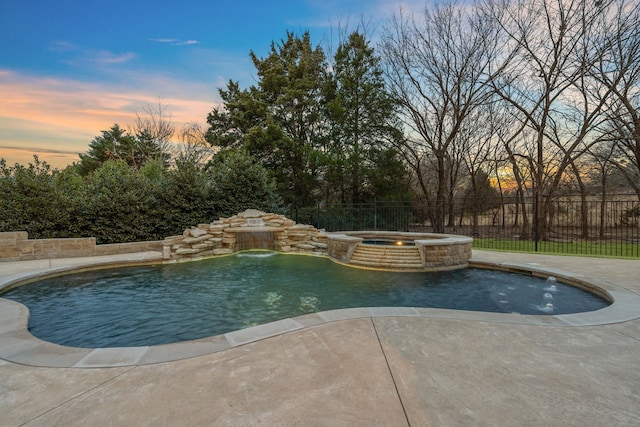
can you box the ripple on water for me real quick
[1,252,609,347]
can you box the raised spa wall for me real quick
[327,231,473,271]
[164,209,473,271]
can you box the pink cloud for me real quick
[0,69,220,168]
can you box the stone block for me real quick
[191,243,212,250]
[183,234,211,244]
[162,246,171,259]
[0,244,20,253]
[289,224,312,231]
[188,228,209,238]
[287,232,309,239]
[0,231,28,242]
[295,244,315,250]
[242,209,265,218]
[175,248,202,255]
[58,241,84,251]
[213,248,234,255]
[309,241,328,249]
[18,242,34,255]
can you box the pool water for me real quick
[2,252,609,348]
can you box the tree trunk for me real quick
[434,154,447,233]
[570,159,589,239]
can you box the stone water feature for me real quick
[162,209,328,260]
[163,209,473,271]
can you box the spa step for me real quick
[351,252,421,263]
[354,245,422,258]
[350,244,423,269]
[356,245,419,255]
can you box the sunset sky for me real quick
[0,0,423,168]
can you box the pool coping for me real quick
[1,251,639,368]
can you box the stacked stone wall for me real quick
[420,242,472,268]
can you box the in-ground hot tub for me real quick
[326,231,473,271]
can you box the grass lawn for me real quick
[472,238,640,258]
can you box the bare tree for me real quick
[457,103,506,234]
[590,0,640,201]
[482,0,618,240]
[381,2,504,232]
[130,99,175,157]
[174,122,215,165]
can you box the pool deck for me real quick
[1,250,640,426]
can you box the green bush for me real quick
[208,149,283,217]
[0,157,84,238]
[0,151,284,243]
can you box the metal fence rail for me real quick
[297,197,640,258]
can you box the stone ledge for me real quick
[0,232,163,262]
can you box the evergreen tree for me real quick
[207,31,329,209]
[77,124,167,176]
[206,30,410,209]
[326,31,408,203]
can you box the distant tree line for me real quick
[377,0,640,237]
[1,0,639,243]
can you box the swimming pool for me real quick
[2,252,609,348]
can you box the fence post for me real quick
[374,198,378,231]
[533,192,539,252]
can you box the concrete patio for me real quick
[1,250,639,426]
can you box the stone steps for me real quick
[350,244,423,269]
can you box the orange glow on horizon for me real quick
[0,69,219,168]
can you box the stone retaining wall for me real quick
[0,231,162,262]
[163,209,328,260]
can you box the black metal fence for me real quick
[294,196,640,258]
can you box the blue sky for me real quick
[0,0,423,167]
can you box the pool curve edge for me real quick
[1,251,639,368]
